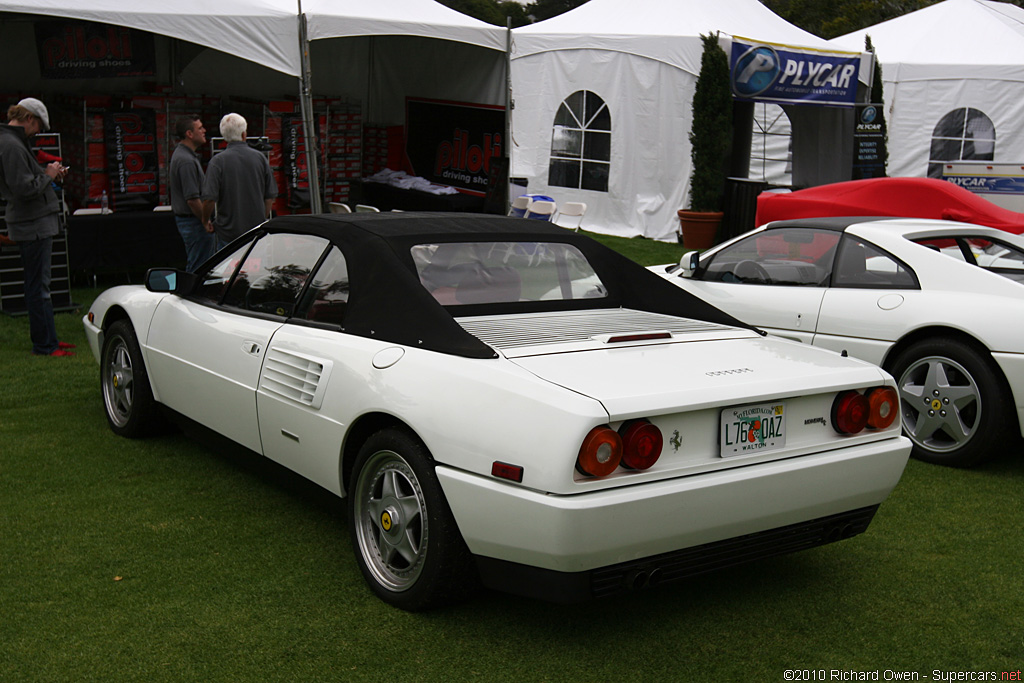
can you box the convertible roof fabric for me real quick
[830,0,1024,178]
[258,213,754,358]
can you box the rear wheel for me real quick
[347,428,477,611]
[890,338,1010,467]
[101,319,162,438]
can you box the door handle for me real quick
[242,341,262,356]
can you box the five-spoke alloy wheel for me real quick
[348,428,476,611]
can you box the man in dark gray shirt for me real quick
[0,97,73,356]
[201,113,277,249]
[168,115,215,272]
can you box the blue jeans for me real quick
[19,236,58,355]
[175,215,217,273]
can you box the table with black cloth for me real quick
[358,180,485,213]
[67,210,186,276]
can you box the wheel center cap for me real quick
[113,373,121,388]
[931,398,942,411]
[381,507,399,534]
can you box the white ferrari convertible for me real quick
[84,213,909,610]
[654,217,1024,468]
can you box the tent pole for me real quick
[297,10,323,214]
[505,19,512,215]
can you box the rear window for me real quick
[412,241,607,305]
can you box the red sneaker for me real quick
[58,341,76,349]
[32,349,75,357]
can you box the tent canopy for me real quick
[831,0,1024,178]
[513,0,835,74]
[0,0,302,76]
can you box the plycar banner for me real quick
[728,37,860,107]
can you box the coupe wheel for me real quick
[101,319,161,438]
[348,428,476,611]
[890,338,1010,467]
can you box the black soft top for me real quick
[254,212,754,359]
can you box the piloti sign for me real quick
[728,36,860,107]
[406,98,505,195]
[34,20,156,79]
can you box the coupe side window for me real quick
[700,228,839,286]
[295,247,350,326]
[221,233,329,316]
[832,237,917,289]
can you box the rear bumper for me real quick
[475,505,879,602]
[437,436,910,595]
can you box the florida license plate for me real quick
[720,402,786,457]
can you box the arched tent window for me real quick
[750,103,792,186]
[548,91,610,192]
[928,108,995,178]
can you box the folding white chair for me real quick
[328,202,352,214]
[509,195,530,217]
[153,205,173,212]
[73,208,104,216]
[525,199,557,221]
[553,202,587,231]
[355,204,380,213]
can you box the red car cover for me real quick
[755,177,1024,234]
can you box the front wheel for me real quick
[347,428,477,611]
[890,338,1010,467]
[101,319,162,438]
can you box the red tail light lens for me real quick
[832,390,869,434]
[576,426,622,477]
[867,387,899,430]
[619,420,663,470]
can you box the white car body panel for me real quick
[653,218,1024,439]
[438,437,907,572]
[146,296,282,454]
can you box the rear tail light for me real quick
[832,390,869,434]
[867,387,899,430]
[832,386,899,434]
[619,420,663,470]
[576,426,623,477]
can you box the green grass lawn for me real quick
[1,242,1022,681]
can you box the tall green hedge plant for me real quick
[687,33,733,212]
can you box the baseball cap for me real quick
[17,97,50,131]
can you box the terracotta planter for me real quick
[676,210,723,249]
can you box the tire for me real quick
[890,337,1010,467]
[347,428,477,611]
[101,319,162,438]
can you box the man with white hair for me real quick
[201,112,277,249]
[0,97,74,356]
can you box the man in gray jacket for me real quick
[0,97,73,356]
[201,113,277,250]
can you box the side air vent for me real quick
[260,348,333,409]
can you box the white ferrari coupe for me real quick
[84,213,909,610]
[654,217,1024,468]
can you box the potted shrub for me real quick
[678,32,732,249]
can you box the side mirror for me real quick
[145,268,197,294]
[679,250,700,278]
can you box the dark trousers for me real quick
[19,236,58,355]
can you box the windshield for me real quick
[412,241,608,305]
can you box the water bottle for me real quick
[100,190,108,213]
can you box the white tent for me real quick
[0,0,508,210]
[510,0,841,240]
[831,0,1024,179]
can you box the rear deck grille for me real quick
[458,309,731,350]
